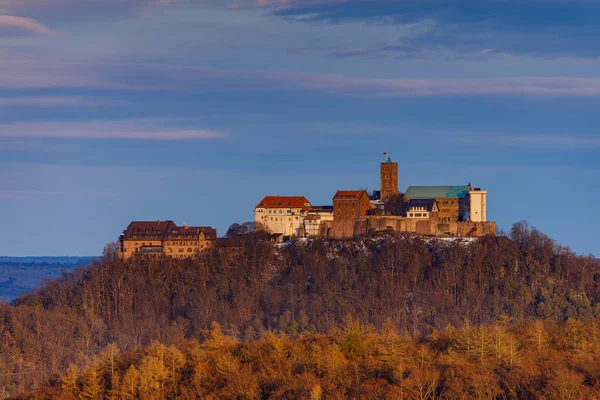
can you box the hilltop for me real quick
[1,221,599,397]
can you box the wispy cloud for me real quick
[116,64,600,97]
[0,140,47,150]
[0,96,114,107]
[0,0,170,13]
[0,189,117,200]
[0,60,128,89]
[0,119,228,140]
[225,0,600,59]
[3,60,600,97]
[451,134,600,149]
[0,14,55,35]
[227,0,347,10]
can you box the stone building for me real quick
[380,153,399,202]
[404,185,471,223]
[253,154,495,240]
[331,190,371,237]
[254,196,312,238]
[321,154,496,238]
[303,206,334,236]
[118,220,217,259]
[406,199,439,219]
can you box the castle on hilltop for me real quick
[117,154,495,259]
[255,153,496,240]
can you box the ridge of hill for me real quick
[1,221,599,396]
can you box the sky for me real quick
[0,0,599,257]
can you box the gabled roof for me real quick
[122,221,216,240]
[255,196,311,211]
[333,190,369,200]
[123,220,176,238]
[407,199,438,211]
[404,185,470,199]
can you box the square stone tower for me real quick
[380,153,399,201]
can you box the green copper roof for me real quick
[404,185,470,199]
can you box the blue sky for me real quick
[0,0,599,256]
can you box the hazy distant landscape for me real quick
[0,257,94,302]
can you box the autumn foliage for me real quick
[16,319,600,399]
[1,221,599,398]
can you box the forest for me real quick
[1,221,600,398]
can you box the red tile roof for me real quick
[255,196,311,211]
[333,190,368,200]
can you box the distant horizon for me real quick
[0,255,97,260]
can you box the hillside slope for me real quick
[1,221,599,396]
[18,320,600,399]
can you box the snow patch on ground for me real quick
[425,236,478,248]
[273,233,479,261]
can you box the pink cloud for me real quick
[0,119,228,140]
[0,60,141,90]
[0,14,55,35]
[227,0,342,10]
[0,140,47,150]
[117,63,600,97]
[0,96,127,107]
[0,96,83,106]
[2,59,600,97]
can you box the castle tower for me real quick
[380,152,399,202]
[468,188,487,222]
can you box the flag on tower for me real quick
[383,152,387,157]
